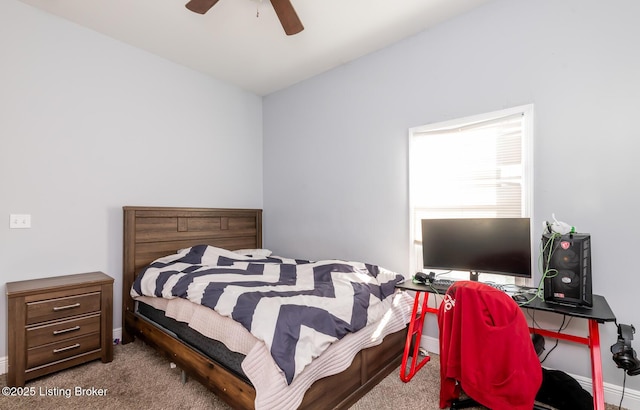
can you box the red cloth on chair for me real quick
[438,281,542,410]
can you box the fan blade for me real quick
[270,0,304,35]
[185,0,220,15]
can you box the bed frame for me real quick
[122,206,406,410]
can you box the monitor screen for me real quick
[421,218,532,278]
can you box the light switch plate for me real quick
[10,214,31,229]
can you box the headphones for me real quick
[414,271,435,284]
[611,323,640,376]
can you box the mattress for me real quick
[136,300,248,382]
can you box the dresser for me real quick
[6,271,114,387]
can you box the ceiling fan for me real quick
[185,0,304,36]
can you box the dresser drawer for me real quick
[26,292,101,325]
[26,313,101,348]
[27,332,101,369]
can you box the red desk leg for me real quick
[588,319,605,410]
[530,321,605,410]
[400,291,437,382]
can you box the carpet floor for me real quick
[0,340,623,410]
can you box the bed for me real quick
[122,206,412,410]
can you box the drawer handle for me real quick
[53,343,81,354]
[53,325,81,335]
[52,303,81,311]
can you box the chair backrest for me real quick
[438,281,542,410]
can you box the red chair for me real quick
[438,281,543,410]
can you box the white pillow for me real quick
[234,248,273,257]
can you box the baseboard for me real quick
[582,374,640,410]
[420,334,640,409]
[420,334,440,356]
[1,327,123,376]
[113,326,122,344]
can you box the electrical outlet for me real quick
[10,214,31,229]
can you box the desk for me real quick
[395,281,616,410]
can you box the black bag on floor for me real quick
[535,368,594,410]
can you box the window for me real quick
[409,105,533,285]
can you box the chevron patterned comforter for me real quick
[131,245,404,384]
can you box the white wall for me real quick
[0,0,263,358]
[264,0,640,398]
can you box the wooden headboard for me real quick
[122,206,262,338]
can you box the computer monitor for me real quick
[421,218,532,280]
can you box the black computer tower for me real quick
[542,232,593,307]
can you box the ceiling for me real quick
[18,0,492,96]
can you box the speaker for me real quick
[542,232,592,307]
